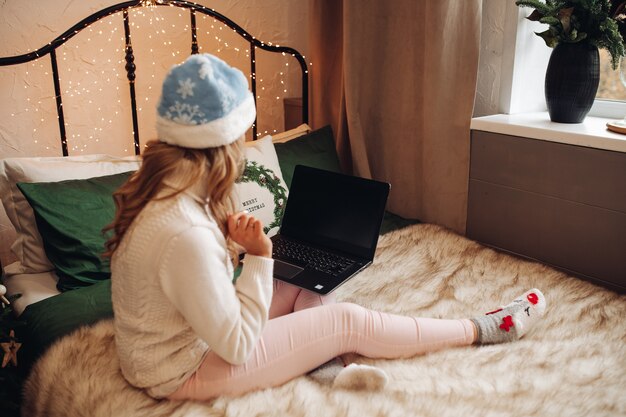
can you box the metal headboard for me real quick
[0,0,309,156]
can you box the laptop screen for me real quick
[279,165,390,259]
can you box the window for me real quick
[597,49,625,101]
[592,49,626,119]
[493,2,626,120]
[495,4,551,115]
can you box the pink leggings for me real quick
[169,280,475,400]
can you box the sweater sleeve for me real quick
[158,226,274,365]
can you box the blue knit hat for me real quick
[156,54,256,148]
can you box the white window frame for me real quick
[589,99,626,119]
[501,3,626,120]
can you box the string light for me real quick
[10,4,312,153]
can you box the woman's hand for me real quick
[227,211,272,258]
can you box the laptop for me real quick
[270,165,390,295]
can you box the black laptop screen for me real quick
[279,165,390,259]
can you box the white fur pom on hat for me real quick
[156,53,256,148]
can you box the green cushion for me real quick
[16,279,113,370]
[380,211,420,235]
[273,125,342,188]
[17,171,133,292]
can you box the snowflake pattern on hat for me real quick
[176,78,195,99]
[156,53,256,148]
[165,102,207,125]
[199,60,212,79]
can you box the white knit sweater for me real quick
[111,176,274,398]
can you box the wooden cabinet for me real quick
[467,129,626,292]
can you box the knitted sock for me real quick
[470,288,546,344]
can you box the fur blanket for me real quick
[22,224,626,417]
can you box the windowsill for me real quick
[471,112,626,153]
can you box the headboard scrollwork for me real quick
[0,0,309,155]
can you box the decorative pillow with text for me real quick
[237,136,289,237]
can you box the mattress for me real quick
[3,212,418,371]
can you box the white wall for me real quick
[474,0,506,117]
[474,0,551,117]
[0,0,309,159]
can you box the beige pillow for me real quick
[0,154,140,276]
[271,123,311,143]
[239,136,289,237]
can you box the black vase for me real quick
[544,42,600,123]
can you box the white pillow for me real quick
[238,136,289,237]
[0,154,140,276]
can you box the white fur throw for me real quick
[23,224,626,417]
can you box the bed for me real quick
[1,2,625,417]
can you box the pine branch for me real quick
[516,0,626,68]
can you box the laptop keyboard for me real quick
[273,239,354,276]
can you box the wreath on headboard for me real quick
[236,161,287,234]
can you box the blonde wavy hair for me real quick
[103,138,245,264]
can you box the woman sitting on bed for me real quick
[103,53,546,401]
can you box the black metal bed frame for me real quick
[0,0,309,156]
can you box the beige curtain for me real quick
[309,0,481,234]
